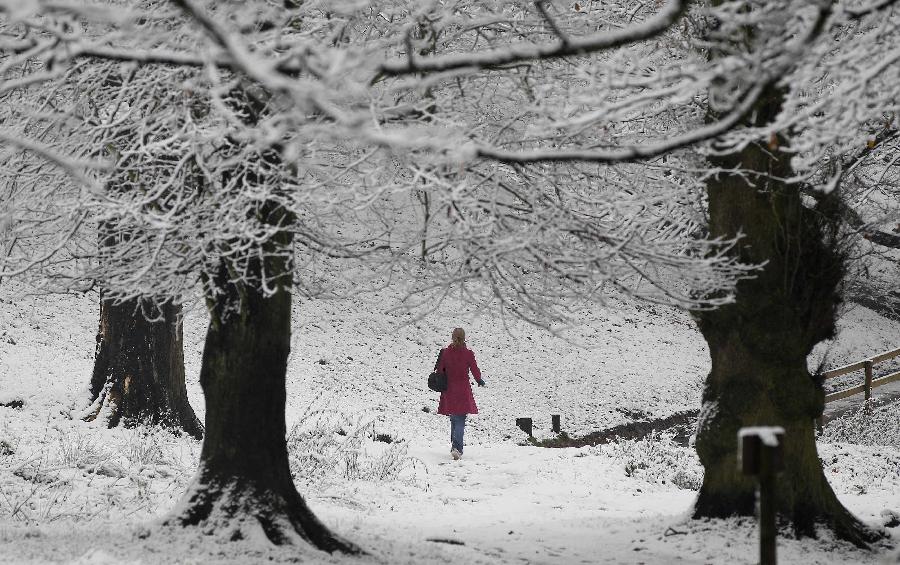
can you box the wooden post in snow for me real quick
[739,426,785,565]
[863,360,874,401]
[516,417,533,437]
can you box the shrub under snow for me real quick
[286,404,426,489]
[822,401,900,447]
[599,432,703,491]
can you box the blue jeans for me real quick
[449,414,467,453]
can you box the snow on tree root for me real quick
[161,477,361,554]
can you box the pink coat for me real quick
[436,345,482,415]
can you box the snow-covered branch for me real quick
[473,82,769,164]
[377,0,688,76]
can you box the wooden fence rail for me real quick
[821,346,900,404]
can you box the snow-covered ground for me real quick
[1,278,899,564]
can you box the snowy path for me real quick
[312,442,895,565]
[320,442,697,564]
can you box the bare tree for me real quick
[76,71,203,438]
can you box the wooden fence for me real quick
[821,346,900,404]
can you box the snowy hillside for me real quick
[1,272,900,564]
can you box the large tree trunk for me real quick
[164,204,358,553]
[86,296,203,439]
[692,83,881,546]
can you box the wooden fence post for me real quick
[864,360,874,401]
[516,417,533,437]
[551,414,561,434]
[821,345,900,413]
[759,445,777,565]
[739,427,785,565]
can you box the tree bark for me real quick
[164,203,358,553]
[86,296,203,439]
[692,83,881,546]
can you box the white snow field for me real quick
[1,280,899,564]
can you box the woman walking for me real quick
[436,328,484,460]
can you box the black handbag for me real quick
[427,349,447,392]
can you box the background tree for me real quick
[0,44,203,437]
[84,73,202,438]
[87,293,202,438]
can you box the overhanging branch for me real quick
[378,0,688,76]
[472,81,768,164]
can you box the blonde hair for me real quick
[450,327,466,348]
